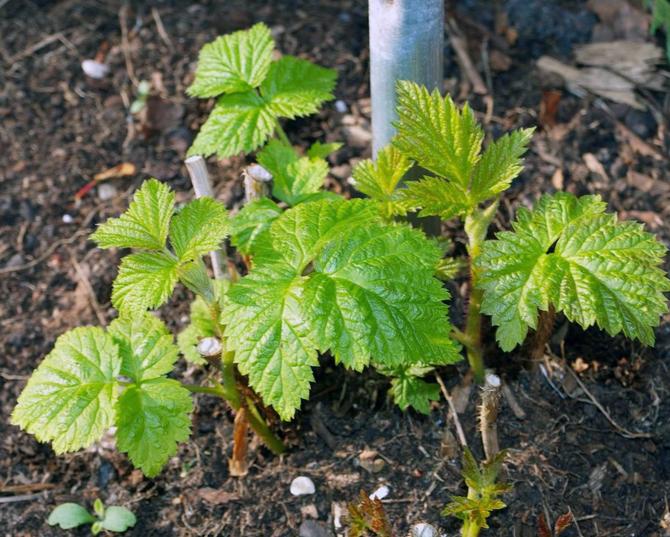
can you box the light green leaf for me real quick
[186,23,274,97]
[47,503,95,529]
[223,199,460,420]
[470,128,534,202]
[169,197,229,261]
[390,375,440,414]
[307,141,342,160]
[352,145,413,217]
[100,506,137,532]
[393,81,483,187]
[261,56,337,119]
[230,197,283,255]
[115,378,192,477]
[112,252,179,314]
[398,176,471,220]
[12,327,119,453]
[188,91,276,158]
[109,314,178,382]
[92,179,175,251]
[477,193,670,350]
[257,140,329,205]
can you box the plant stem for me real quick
[182,384,226,396]
[274,119,292,147]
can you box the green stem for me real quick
[182,384,225,396]
[274,119,292,146]
[461,486,483,537]
[464,286,485,384]
[245,397,286,455]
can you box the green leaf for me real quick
[258,140,329,205]
[307,141,342,159]
[188,91,276,158]
[109,314,178,382]
[477,193,670,351]
[223,199,460,420]
[115,378,192,477]
[470,128,534,202]
[390,375,440,414]
[92,179,175,251]
[261,56,336,119]
[93,498,105,518]
[100,506,137,533]
[230,198,283,255]
[352,145,413,217]
[112,252,179,314]
[47,503,95,529]
[393,81,483,187]
[12,327,119,453]
[178,280,228,365]
[399,176,471,220]
[169,197,229,261]
[186,23,274,97]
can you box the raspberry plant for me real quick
[351,81,670,382]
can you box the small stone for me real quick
[97,183,117,201]
[369,485,389,500]
[343,125,372,148]
[299,520,331,537]
[62,214,74,224]
[246,163,272,183]
[331,502,345,530]
[197,337,222,358]
[410,523,438,537]
[290,476,316,496]
[81,59,110,79]
[335,99,347,113]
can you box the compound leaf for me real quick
[115,378,192,477]
[92,179,174,251]
[169,197,229,261]
[223,199,460,420]
[109,314,178,382]
[394,81,483,187]
[188,91,276,158]
[47,504,95,529]
[261,56,336,119]
[390,375,440,414]
[112,252,179,314]
[352,145,413,217]
[470,128,534,203]
[186,22,274,97]
[12,327,119,453]
[477,193,670,351]
[230,197,283,255]
[399,176,471,220]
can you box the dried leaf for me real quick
[197,488,240,505]
[554,512,574,536]
[537,513,552,537]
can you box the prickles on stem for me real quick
[243,164,272,202]
[479,372,502,462]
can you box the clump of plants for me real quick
[10,27,670,537]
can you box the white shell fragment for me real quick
[197,337,222,358]
[290,476,316,496]
[368,485,389,500]
[81,59,110,79]
[410,523,438,537]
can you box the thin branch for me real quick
[435,372,468,449]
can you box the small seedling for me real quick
[442,449,509,537]
[48,498,136,535]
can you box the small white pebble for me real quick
[369,485,389,500]
[335,99,347,113]
[485,373,501,387]
[410,523,437,537]
[62,214,74,224]
[97,183,117,201]
[290,476,315,496]
[81,59,110,79]
[197,337,222,358]
[246,163,273,183]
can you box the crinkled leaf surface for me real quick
[112,252,179,314]
[261,56,336,119]
[12,327,119,453]
[230,197,283,256]
[115,378,192,477]
[186,22,274,97]
[477,193,670,350]
[352,145,413,217]
[169,197,229,261]
[188,91,276,158]
[92,179,174,250]
[399,176,471,220]
[390,375,440,414]
[223,199,460,420]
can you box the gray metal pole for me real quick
[369,0,444,157]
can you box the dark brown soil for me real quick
[1,1,669,536]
